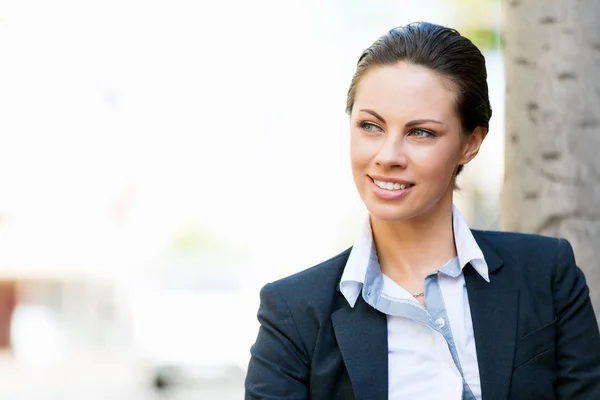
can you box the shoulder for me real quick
[265,247,352,297]
[472,229,576,276]
[258,247,352,322]
[472,229,564,256]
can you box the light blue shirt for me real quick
[339,205,489,400]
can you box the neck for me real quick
[371,199,457,281]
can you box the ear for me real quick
[459,126,487,166]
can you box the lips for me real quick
[368,175,415,200]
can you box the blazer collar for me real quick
[466,231,518,400]
[471,229,504,273]
[331,294,388,400]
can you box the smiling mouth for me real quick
[372,178,415,191]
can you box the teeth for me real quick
[374,179,411,191]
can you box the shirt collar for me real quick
[339,205,490,308]
[451,205,489,282]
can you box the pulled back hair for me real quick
[346,22,492,175]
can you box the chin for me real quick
[364,191,448,224]
[366,202,419,223]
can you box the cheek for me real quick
[350,134,375,168]
[409,143,460,180]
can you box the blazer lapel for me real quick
[466,232,519,400]
[331,294,388,400]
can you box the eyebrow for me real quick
[406,119,444,127]
[359,109,444,127]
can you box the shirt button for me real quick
[435,318,446,328]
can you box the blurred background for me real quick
[0,0,503,398]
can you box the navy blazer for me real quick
[245,230,600,399]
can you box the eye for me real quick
[410,128,436,138]
[359,121,383,133]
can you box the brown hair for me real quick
[346,22,492,175]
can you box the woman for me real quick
[245,22,600,399]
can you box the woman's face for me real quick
[349,62,483,223]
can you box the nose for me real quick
[374,134,408,169]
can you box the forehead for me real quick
[353,62,458,121]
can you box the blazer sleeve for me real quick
[245,282,309,400]
[553,238,600,398]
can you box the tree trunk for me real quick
[502,0,600,320]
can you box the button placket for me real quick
[424,271,477,400]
